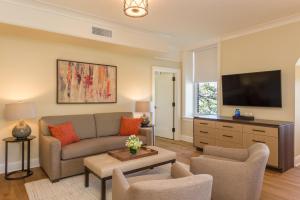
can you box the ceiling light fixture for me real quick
[124,0,148,18]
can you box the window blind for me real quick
[194,46,218,82]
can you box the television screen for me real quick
[222,70,282,107]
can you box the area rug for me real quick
[25,163,188,200]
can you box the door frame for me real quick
[152,66,181,140]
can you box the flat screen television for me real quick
[222,70,282,107]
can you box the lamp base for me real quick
[141,114,150,127]
[12,121,31,139]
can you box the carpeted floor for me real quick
[25,163,183,200]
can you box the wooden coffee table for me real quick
[84,146,176,200]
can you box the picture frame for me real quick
[56,59,117,104]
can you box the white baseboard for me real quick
[0,158,40,174]
[295,155,300,167]
[180,135,193,143]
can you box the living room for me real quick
[1,0,300,200]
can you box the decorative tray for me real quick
[108,147,158,161]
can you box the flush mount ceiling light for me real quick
[124,0,148,18]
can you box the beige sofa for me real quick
[190,143,269,200]
[39,112,153,182]
[112,163,213,200]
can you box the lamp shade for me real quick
[135,101,150,112]
[4,102,36,121]
[124,0,148,18]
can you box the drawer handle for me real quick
[199,122,208,125]
[252,139,266,144]
[200,131,208,134]
[252,129,266,133]
[200,141,208,145]
[222,134,233,138]
[223,125,233,128]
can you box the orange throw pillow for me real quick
[119,117,143,136]
[48,122,80,147]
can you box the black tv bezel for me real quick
[221,70,282,108]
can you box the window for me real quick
[195,82,217,115]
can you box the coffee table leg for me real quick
[101,179,106,200]
[85,167,89,187]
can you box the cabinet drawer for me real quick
[216,129,243,144]
[216,139,243,148]
[194,135,216,148]
[216,122,243,132]
[244,133,278,167]
[243,125,278,138]
[194,119,215,128]
[194,126,216,139]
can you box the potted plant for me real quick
[125,135,143,155]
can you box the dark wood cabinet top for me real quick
[194,115,294,127]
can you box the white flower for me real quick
[125,135,143,149]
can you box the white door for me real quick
[155,72,174,139]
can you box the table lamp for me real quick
[135,101,151,127]
[4,102,36,139]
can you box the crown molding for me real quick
[0,0,180,61]
[183,38,221,51]
[222,13,300,41]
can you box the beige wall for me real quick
[220,21,300,155]
[295,65,300,157]
[0,24,180,171]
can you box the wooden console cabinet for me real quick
[193,115,294,172]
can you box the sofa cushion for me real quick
[61,135,147,160]
[40,114,96,139]
[94,112,133,137]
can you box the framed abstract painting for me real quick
[57,59,117,104]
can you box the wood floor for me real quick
[1,137,300,200]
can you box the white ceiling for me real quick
[35,0,300,47]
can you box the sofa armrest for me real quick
[204,145,249,161]
[39,135,61,181]
[112,168,129,200]
[139,127,153,145]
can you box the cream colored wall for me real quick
[0,24,180,171]
[221,21,300,155]
[295,64,300,158]
[181,118,193,137]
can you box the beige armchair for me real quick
[112,163,213,200]
[190,143,270,200]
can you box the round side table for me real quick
[3,136,36,180]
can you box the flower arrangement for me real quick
[125,135,143,155]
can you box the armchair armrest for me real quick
[204,145,249,161]
[39,135,61,181]
[171,162,192,178]
[139,127,153,145]
[112,168,129,200]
